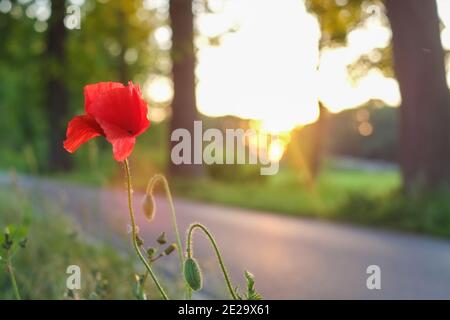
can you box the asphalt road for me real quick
[2,174,450,299]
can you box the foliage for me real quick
[242,271,262,300]
[66,0,162,100]
[0,0,162,171]
[305,0,393,78]
[0,187,139,299]
[336,189,450,237]
[173,166,400,218]
[325,104,398,161]
[0,5,47,170]
[305,0,366,45]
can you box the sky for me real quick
[149,0,450,133]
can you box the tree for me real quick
[385,0,450,192]
[45,0,72,171]
[0,3,46,171]
[0,0,159,171]
[310,102,328,179]
[168,0,203,177]
[306,0,450,192]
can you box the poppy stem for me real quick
[6,254,21,300]
[146,174,191,299]
[124,159,169,300]
[186,223,238,300]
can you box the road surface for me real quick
[1,174,450,299]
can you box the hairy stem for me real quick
[146,174,191,299]
[124,159,169,300]
[6,255,21,300]
[187,223,238,300]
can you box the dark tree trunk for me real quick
[310,102,328,179]
[386,0,450,192]
[45,0,72,171]
[168,0,203,177]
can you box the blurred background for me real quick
[1,0,450,299]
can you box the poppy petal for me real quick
[128,81,151,136]
[63,115,103,153]
[96,119,136,162]
[88,82,149,136]
[84,82,125,114]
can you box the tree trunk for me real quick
[46,0,72,171]
[168,0,203,177]
[386,0,450,192]
[310,102,328,179]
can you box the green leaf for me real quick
[244,271,262,300]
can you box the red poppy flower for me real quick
[63,81,150,161]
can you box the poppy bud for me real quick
[19,238,27,249]
[135,235,144,247]
[184,258,202,291]
[156,232,167,245]
[4,227,10,241]
[2,227,12,250]
[163,243,177,256]
[142,194,155,221]
[146,247,156,258]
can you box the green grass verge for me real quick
[0,187,143,299]
[173,168,400,218]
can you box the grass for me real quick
[173,167,400,218]
[0,186,156,299]
[335,189,450,237]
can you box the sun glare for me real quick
[268,140,286,162]
[145,75,173,103]
[195,0,320,134]
[145,0,450,135]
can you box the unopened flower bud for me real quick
[156,232,167,245]
[4,227,10,242]
[135,235,144,247]
[146,247,156,258]
[19,238,27,249]
[184,258,202,291]
[2,227,12,250]
[142,194,155,221]
[163,243,177,256]
[134,273,145,285]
